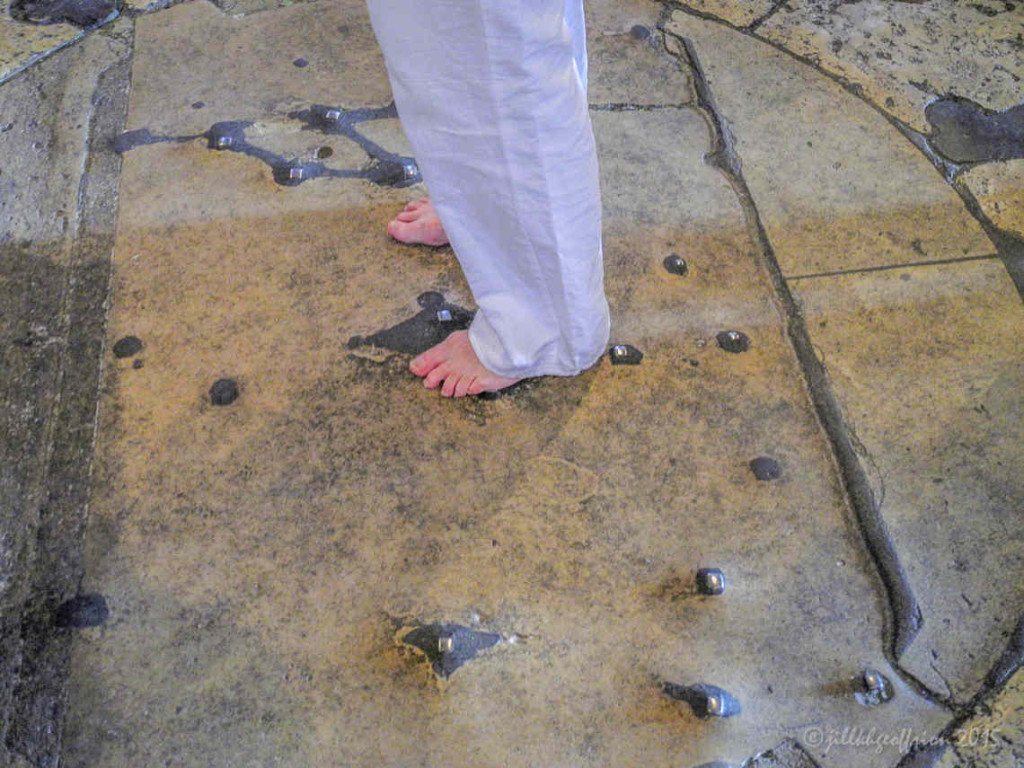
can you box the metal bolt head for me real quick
[436,309,453,322]
[663,253,689,276]
[438,636,454,653]
[749,456,782,481]
[696,567,727,596]
[324,108,342,121]
[863,670,884,694]
[609,344,644,365]
[855,668,894,706]
[706,695,724,717]
[210,378,240,406]
[288,166,305,181]
[716,329,751,353]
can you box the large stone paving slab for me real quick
[664,12,995,279]
[791,260,1024,703]
[126,0,392,136]
[62,4,949,766]
[669,0,1024,135]
[757,0,1024,134]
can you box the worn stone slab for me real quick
[63,24,948,764]
[0,17,132,764]
[960,160,1024,240]
[758,0,1024,134]
[791,260,1024,702]
[588,27,693,107]
[665,12,995,278]
[127,0,392,135]
[0,11,117,86]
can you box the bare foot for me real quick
[410,330,520,397]
[387,197,450,246]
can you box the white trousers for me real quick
[366,0,611,379]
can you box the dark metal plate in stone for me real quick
[925,98,1024,164]
[348,292,474,357]
[399,622,502,679]
[9,0,115,27]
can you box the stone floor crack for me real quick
[588,102,690,112]
[747,0,789,33]
[786,253,1002,282]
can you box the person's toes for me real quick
[441,373,461,398]
[455,375,475,398]
[388,220,421,244]
[396,210,420,223]
[411,344,448,377]
[423,362,452,389]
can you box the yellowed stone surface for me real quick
[758,0,1024,134]
[665,11,995,278]
[937,669,1024,767]
[960,159,1024,240]
[0,17,95,85]
[792,260,1024,702]
[59,3,954,765]
[126,0,392,135]
[588,28,693,107]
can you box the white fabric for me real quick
[366,0,610,379]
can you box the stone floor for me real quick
[1,1,1022,767]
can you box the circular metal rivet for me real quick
[288,166,305,181]
[663,254,688,276]
[437,309,453,322]
[716,330,750,353]
[325,108,342,121]
[113,335,143,359]
[749,456,781,481]
[210,378,240,406]
[55,594,109,629]
[438,636,454,653]
[696,567,727,596]
[609,344,644,365]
